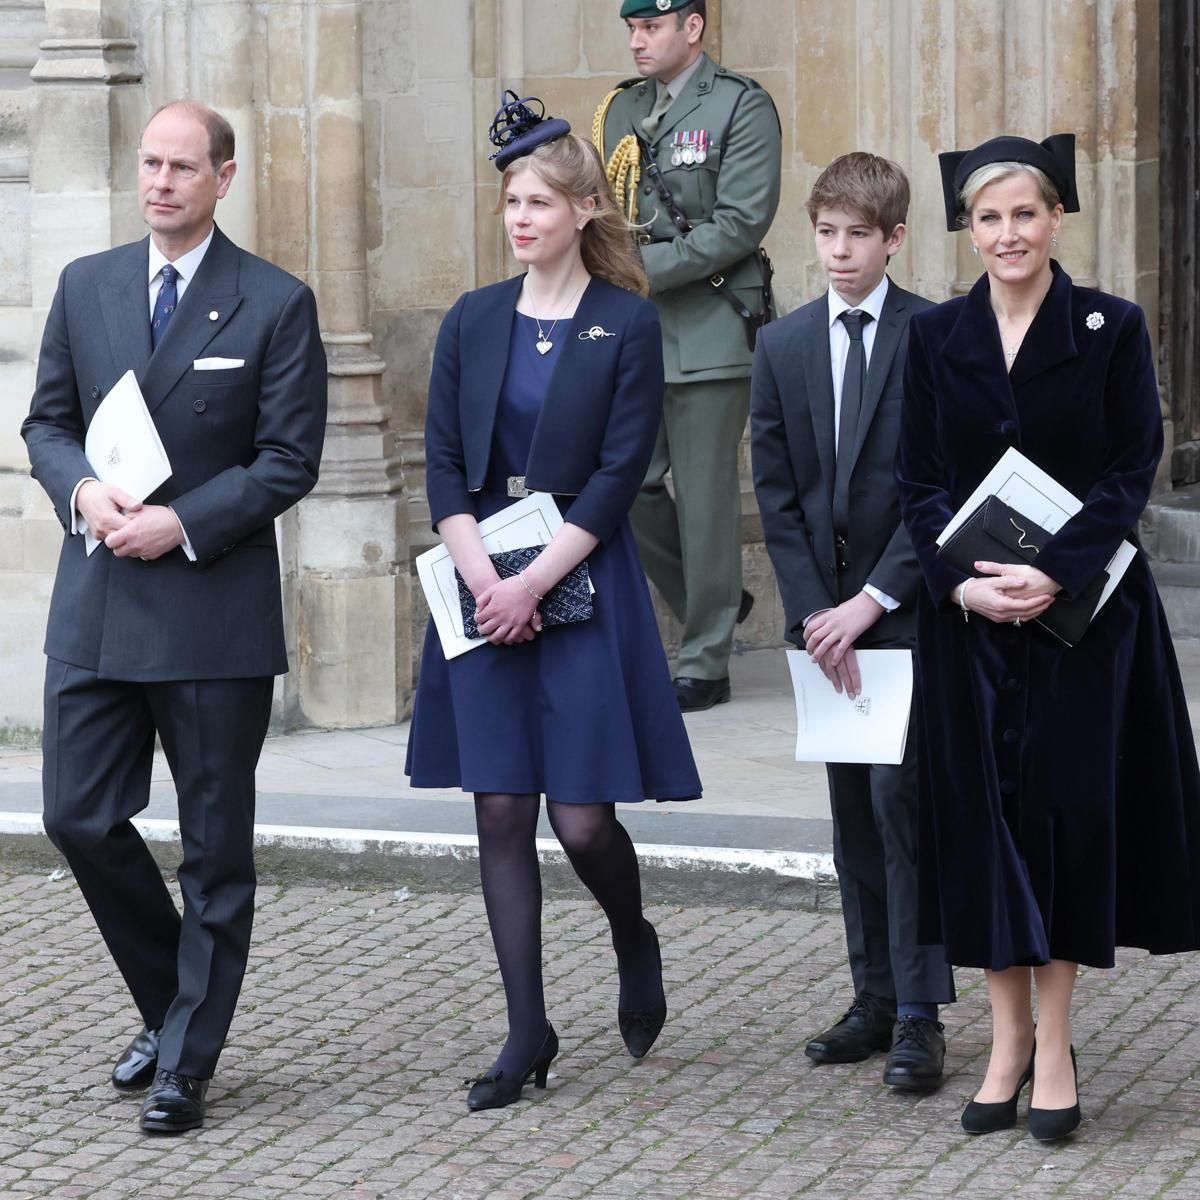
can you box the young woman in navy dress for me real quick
[406,98,701,1111]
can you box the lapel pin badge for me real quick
[578,325,616,342]
[1085,311,1104,330]
[208,310,219,321]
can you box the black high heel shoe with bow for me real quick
[466,1023,559,1112]
[961,1046,1036,1134]
[618,921,667,1058]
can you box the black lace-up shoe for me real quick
[139,1070,208,1133]
[804,994,896,1064]
[111,1027,161,1092]
[882,1015,946,1090]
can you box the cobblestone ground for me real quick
[2,871,1200,1199]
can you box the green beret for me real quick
[621,0,690,17]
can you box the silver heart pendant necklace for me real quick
[531,278,587,356]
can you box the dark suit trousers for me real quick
[41,659,274,1079]
[827,718,954,1006]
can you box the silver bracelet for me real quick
[518,571,544,602]
[959,578,973,622]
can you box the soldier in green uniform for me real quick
[593,0,782,711]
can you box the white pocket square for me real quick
[193,357,245,370]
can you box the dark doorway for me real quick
[1162,0,1200,483]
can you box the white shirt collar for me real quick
[664,53,704,100]
[826,273,889,329]
[148,225,215,287]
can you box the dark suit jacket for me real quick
[750,279,931,648]
[425,274,664,543]
[22,226,328,681]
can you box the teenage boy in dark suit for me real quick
[750,153,954,1089]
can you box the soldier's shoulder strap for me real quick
[712,65,782,138]
[712,63,760,91]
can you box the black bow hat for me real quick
[938,133,1080,231]
[488,91,571,171]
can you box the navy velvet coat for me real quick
[897,262,1200,970]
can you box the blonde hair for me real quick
[959,162,1061,227]
[497,134,649,297]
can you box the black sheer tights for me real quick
[474,793,662,1076]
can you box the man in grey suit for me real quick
[751,153,953,1090]
[22,100,327,1133]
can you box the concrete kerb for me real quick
[0,813,840,909]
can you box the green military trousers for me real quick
[630,376,750,682]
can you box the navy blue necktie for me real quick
[151,263,178,349]
[833,308,873,535]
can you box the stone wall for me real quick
[0,0,1166,738]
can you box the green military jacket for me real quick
[599,52,782,384]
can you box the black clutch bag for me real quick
[456,546,593,638]
[937,495,1107,647]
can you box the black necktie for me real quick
[151,263,178,349]
[833,308,873,535]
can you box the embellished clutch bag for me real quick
[937,495,1107,647]
[456,546,593,639]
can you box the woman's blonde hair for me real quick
[497,134,649,297]
[959,162,1061,226]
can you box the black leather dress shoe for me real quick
[882,1015,946,1090]
[805,994,895,1064]
[111,1027,161,1092]
[673,676,731,712]
[139,1070,208,1134]
[736,589,754,624]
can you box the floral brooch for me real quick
[1085,311,1105,331]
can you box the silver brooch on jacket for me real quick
[1085,311,1105,330]
[578,325,615,341]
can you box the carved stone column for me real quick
[29,0,145,312]
[290,0,410,728]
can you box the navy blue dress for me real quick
[406,313,701,804]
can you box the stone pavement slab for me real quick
[2,870,1199,1199]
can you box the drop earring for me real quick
[971,244,979,256]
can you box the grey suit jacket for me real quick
[750,280,931,648]
[22,226,328,681]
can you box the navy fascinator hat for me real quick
[488,91,572,171]
[938,133,1080,231]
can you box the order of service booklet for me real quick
[786,648,914,766]
[416,491,587,660]
[81,369,173,555]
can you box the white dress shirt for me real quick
[809,274,899,619]
[147,226,213,318]
[71,227,216,561]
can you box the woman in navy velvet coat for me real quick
[897,134,1200,1141]
[406,101,700,1113]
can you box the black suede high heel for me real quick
[961,1046,1036,1134]
[1028,1045,1080,1142]
[466,1023,559,1112]
[618,921,667,1059]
